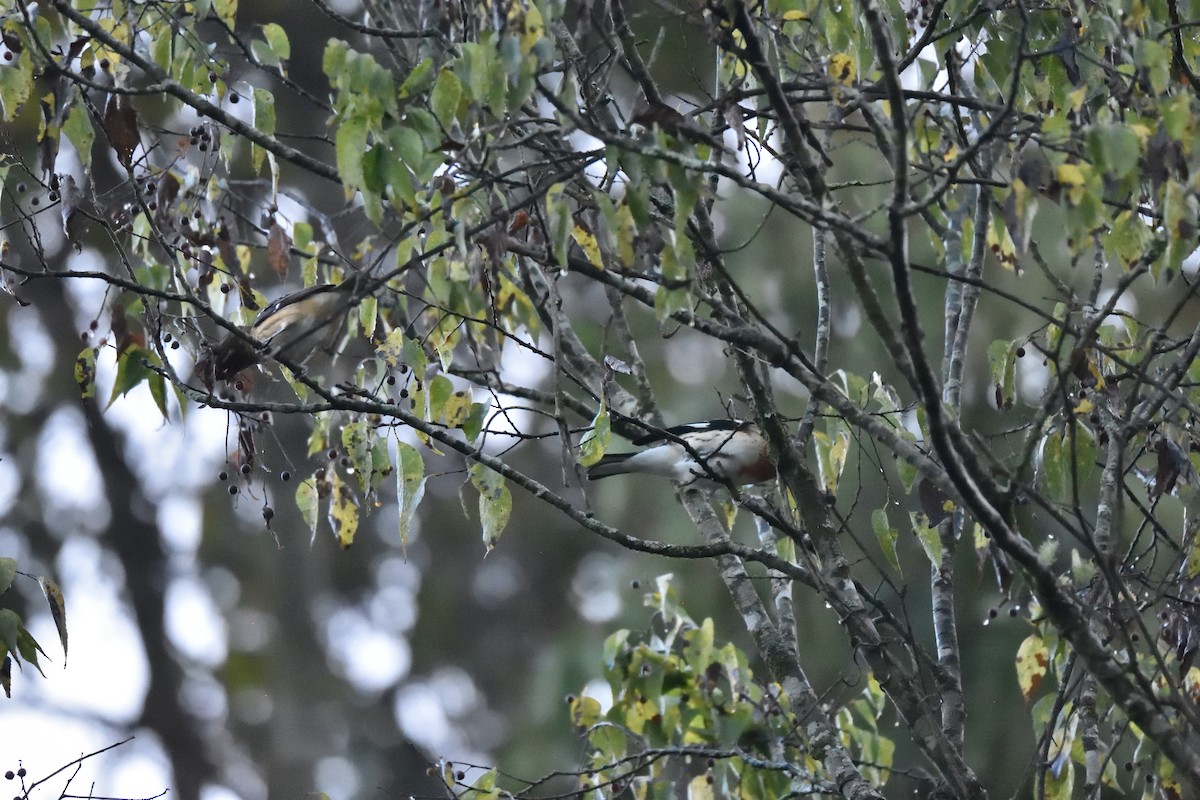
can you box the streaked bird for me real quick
[196,273,367,388]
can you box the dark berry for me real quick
[263,507,274,521]
[218,471,228,481]
[280,471,291,481]
[240,464,251,475]
[228,485,238,495]
[229,93,239,103]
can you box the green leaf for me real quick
[252,88,275,173]
[470,463,511,551]
[0,48,32,120]
[108,347,157,409]
[395,439,426,551]
[398,59,435,100]
[341,420,372,494]
[62,101,95,170]
[872,508,901,576]
[544,183,572,268]
[428,375,453,422]
[148,371,168,419]
[0,609,17,657]
[986,339,1019,410]
[16,626,45,675]
[296,477,320,544]
[282,366,309,403]
[462,403,488,443]
[431,68,463,129]
[336,113,368,198]
[909,511,942,568]
[0,558,15,594]
[578,400,611,467]
[322,39,350,82]
[1039,430,1066,500]
[1087,124,1141,182]
[261,22,291,60]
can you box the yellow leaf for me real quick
[828,53,856,85]
[571,225,604,269]
[1015,634,1049,702]
[328,470,359,549]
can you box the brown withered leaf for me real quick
[267,223,291,279]
[38,99,58,178]
[216,224,236,269]
[104,93,140,169]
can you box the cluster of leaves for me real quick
[0,557,66,697]
[5,0,1200,796]
[569,576,893,799]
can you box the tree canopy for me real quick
[2,0,1200,799]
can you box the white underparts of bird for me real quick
[587,420,776,487]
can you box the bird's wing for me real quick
[630,419,744,446]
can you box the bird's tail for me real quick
[195,336,258,390]
[587,453,634,480]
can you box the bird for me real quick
[587,419,776,487]
[196,272,369,389]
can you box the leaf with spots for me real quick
[37,577,66,666]
[328,469,359,549]
[394,439,426,552]
[470,462,511,552]
[1016,633,1049,702]
[74,347,97,402]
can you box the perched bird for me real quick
[587,419,776,487]
[196,273,368,388]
